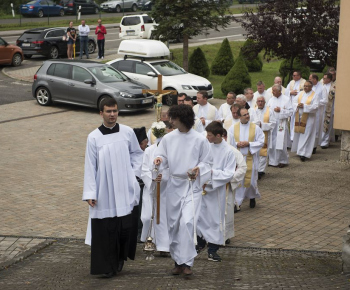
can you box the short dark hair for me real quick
[294,70,301,76]
[99,98,117,112]
[206,121,224,136]
[168,104,195,130]
[197,90,208,99]
[237,107,248,117]
[324,73,333,80]
[184,96,193,103]
[304,80,313,86]
[222,128,227,138]
[178,93,187,98]
[310,74,318,81]
[231,103,242,112]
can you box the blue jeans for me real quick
[97,39,105,58]
[80,36,89,58]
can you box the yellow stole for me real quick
[294,91,315,134]
[259,107,270,157]
[150,130,157,145]
[233,122,256,188]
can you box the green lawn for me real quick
[170,41,283,99]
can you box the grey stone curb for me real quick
[0,239,55,271]
[1,67,34,83]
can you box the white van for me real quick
[119,14,157,40]
[108,39,213,106]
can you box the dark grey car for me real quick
[32,60,154,112]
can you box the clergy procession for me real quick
[82,67,338,278]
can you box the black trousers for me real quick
[97,39,105,58]
[90,206,139,275]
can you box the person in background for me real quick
[66,21,76,60]
[95,19,107,59]
[78,20,90,59]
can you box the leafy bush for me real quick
[188,47,210,78]
[221,55,251,95]
[279,58,310,86]
[211,38,235,75]
[240,39,263,72]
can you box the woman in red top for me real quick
[95,19,107,59]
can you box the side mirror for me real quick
[84,79,96,85]
[146,71,157,77]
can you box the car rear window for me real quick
[142,16,154,24]
[47,63,71,79]
[122,17,141,26]
[19,32,42,41]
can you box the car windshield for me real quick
[27,1,37,4]
[150,61,187,76]
[88,65,129,83]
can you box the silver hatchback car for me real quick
[32,60,154,112]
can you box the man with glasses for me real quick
[177,93,187,105]
[218,91,236,122]
[228,107,264,211]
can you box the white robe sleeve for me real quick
[319,87,328,106]
[218,104,224,121]
[82,135,97,201]
[228,125,237,148]
[196,139,213,187]
[278,100,293,119]
[215,108,220,121]
[261,112,276,132]
[129,130,144,178]
[285,82,291,97]
[141,147,155,191]
[155,137,169,169]
[248,125,265,155]
[211,150,236,190]
[303,94,319,113]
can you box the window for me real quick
[150,61,187,76]
[142,16,154,24]
[0,38,6,46]
[88,65,128,83]
[122,16,141,26]
[47,63,70,79]
[112,60,133,73]
[46,31,55,38]
[72,66,92,82]
[135,63,153,75]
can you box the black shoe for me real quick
[250,198,256,208]
[312,147,316,154]
[102,271,116,278]
[321,146,328,149]
[234,205,240,213]
[258,172,265,180]
[300,156,306,162]
[335,135,339,141]
[196,244,205,254]
[208,252,222,262]
[117,260,124,272]
[225,239,231,245]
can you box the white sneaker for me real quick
[101,56,104,59]
[96,56,100,59]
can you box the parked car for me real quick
[32,60,154,112]
[16,27,96,59]
[0,37,23,67]
[108,40,213,106]
[100,0,138,13]
[119,14,157,40]
[20,0,65,18]
[137,0,152,11]
[59,0,99,15]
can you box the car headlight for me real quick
[181,85,192,90]
[120,92,133,98]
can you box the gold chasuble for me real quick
[234,122,256,188]
[259,107,270,157]
[294,91,315,134]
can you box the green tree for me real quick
[150,0,231,71]
[211,38,235,75]
[188,47,210,78]
[221,55,251,95]
[279,58,310,86]
[240,38,263,72]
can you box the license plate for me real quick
[22,43,30,47]
[126,31,135,36]
[142,99,152,104]
[22,6,28,9]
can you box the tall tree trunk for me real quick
[183,34,189,71]
[288,55,295,83]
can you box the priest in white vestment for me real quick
[228,107,264,210]
[253,81,272,104]
[320,73,335,148]
[218,91,236,122]
[154,104,212,276]
[244,87,256,109]
[196,122,236,262]
[83,98,143,277]
[267,84,293,167]
[267,76,286,96]
[291,81,319,161]
[193,90,220,130]
[223,103,241,132]
[285,71,306,143]
[250,96,276,179]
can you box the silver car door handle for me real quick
[68,82,75,86]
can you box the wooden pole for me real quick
[156,182,160,224]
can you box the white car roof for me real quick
[118,39,170,58]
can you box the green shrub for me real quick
[211,38,235,75]
[188,47,210,78]
[221,55,251,95]
[279,58,310,86]
[240,39,263,72]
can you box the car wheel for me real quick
[12,53,22,67]
[36,87,52,106]
[97,95,112,110]
[38,9,44,18]
[88,41,96,54]
[24,54,32,59]
[59,9,64,16]
[131,4,137,12]
[94,7,99,14]
[163,87,177,106]
[49,46,59,59]
[116,5,121,13]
